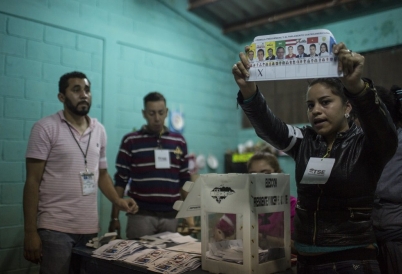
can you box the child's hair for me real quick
[246,146,282,173]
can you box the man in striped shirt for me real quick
[109,92,190,239]
[23,71,137,274]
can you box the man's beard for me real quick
[65,97,91,116]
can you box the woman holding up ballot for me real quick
[232,42,398,273]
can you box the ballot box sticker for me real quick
[210,186,235,204]
[254,195,289,207]
[265,177,278,188]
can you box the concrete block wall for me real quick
[0,5,104,274]
[0,0,239,273]
[0,0,400,273]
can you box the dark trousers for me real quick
[297,248,380,274]
[377,240,402,274]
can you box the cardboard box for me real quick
[199,173,291,274]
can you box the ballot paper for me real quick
[123,248,201,274]
[92,240,145,261]
[166,241,202,255]
[147,252,201,274]
[124,248,170,266]
[247,29,339,81]
[206,239,281,264]
[92,239,202,274]
[141,231,197,244]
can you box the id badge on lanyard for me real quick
[155,149,171,169]
[300,157,335,184]
[66,123,95,195]
[80,171,96,195]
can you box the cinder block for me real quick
[0,53,5,75]
[7,17,43,41]
[5,56,42,79]
[5,98,41,119]
[27,0,47,7]
[0,34,26,57]
[0,97,3,117]
[43,63,74,83]
[0,76,24,97]
[108,13,133,31]
[77,35,103,54]
[49,0,80,16]
[116,93,134,111]
[91,54,103,72]
[24,120,36,140]
[0,248,20,271]
[25,80,59,102]
[42,102,62,117]
[122,0,141,17]
[133,95,143,112]
[0,226,24,249]
[0,163,23,182]
[27,40,61,63]
[45,26,76,48]
[120,45,141,61]
[3,141,27,162]
[0,13,6,33]
[0,205,22,226]
[76,0,97,6]
[80,4,108,25]
[117,59,138,78]
[2,183,24,205]
[98,0,124,14]
[116,110,139,128]
[118,77,133,93]
[61,48,91,69]
[0,118,24,140]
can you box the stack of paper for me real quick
[206,239,272,264]
[91,238,201,274]
[125,249,201,274]
[141,231,198,244]
[92,240,145,261]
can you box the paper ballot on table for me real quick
[248,29,339,81]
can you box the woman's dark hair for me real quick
[308,78,348,104]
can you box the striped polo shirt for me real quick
[26,110,107,234]
[114,126,190,212]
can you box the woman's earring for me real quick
[345,113,350,119]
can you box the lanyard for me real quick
[322,140,334,159]
[66,123,92,171]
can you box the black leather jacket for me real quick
[238,81,397,246]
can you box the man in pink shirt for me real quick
[23,71,137,274]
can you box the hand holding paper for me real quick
[333,42,366,94]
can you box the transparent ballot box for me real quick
[200,173,290,274]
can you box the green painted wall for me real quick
[0,1,400,272]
